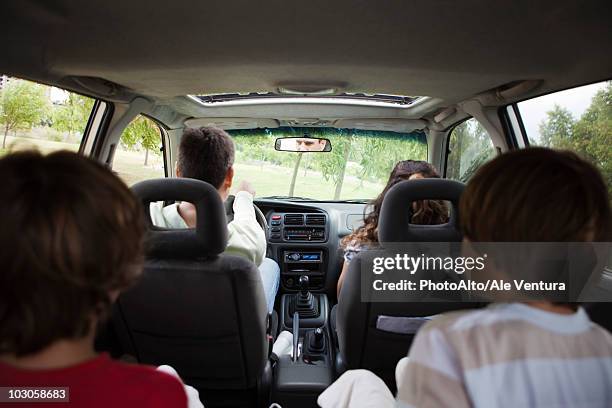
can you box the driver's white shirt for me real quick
[149,191,266,267]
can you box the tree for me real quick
[446,119,494,182]
[121,116,161,165]
[570,83,611,198]
[446,122,467,180]
[0,79,49,148]
[288,153,303,196]
[315,129,355,200]
[356,131,428,184]
[51,93,94,140]
[537,82,611,199]
[538,104,575,148]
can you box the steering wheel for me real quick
[224,195,268,230]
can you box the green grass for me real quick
[232,162,384,200]
[112,149,165,186]
[1,134,80,154]
[1,132,384,200]
[1,133,165,187]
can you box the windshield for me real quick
[227,127,427,201]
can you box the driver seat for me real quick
[112,178,272,408]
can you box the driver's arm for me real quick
[226,190,266,266]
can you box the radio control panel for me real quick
[284,251,323,263]
[268,212,328,243]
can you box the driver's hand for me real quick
[237,180,256,197]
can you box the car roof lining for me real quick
[2,0,610,124]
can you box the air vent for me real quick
[284,214,304,225]
[305,214,326,225]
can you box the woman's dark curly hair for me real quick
[341,160,449,248]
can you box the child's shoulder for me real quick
[102,357,181,385]
[417,305,499,336]
[96,358,187,405]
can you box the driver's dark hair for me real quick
[178,126,235,189]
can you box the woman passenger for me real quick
[336,160,449,297]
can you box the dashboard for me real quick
[254,199,368,299]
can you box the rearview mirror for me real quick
[275,137,332,152]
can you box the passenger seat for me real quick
[335,178,484,390]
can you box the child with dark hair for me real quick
[0,151,189,407]
[320,148,612,408]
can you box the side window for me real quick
[446,118,496,182]
[113,115,165,186]
[516,80,610,198]
[0,75,94,155]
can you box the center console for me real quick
[271,276,334,407]
[280,276,329,330]
[268,212,329,291]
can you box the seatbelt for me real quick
[224,194,235,224]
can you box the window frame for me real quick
[501,78,611,147]
[443,117,497,181]
[111,113,169,184]
[80,99,113,156]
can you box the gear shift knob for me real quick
[298,275,309,294]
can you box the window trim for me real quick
[443,116,498,181]
[80,99,110,155]
[90,101,115,159]
[111,113,168,182]
[505,78,611,108]
[507,78,610,148]
[498,104,526,149]
[443,117,470,179]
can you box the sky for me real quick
[50,87,68,103]
[518,81,607,143]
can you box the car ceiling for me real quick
[2,0,611,116]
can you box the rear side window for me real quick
[516,81,611,198]
[113,115,165,186]
[446,118,496,182]
[0,75,94,155]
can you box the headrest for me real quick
[378,178,464,243]
[131,178,228,258]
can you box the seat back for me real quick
[336,178,482,389]
[113,178,270,404]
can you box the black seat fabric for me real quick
[113,178,270,405]
[336,178,483,389]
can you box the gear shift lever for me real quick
[290,275,318,318]
[299,275,309,295]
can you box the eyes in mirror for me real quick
[275,137,332,152]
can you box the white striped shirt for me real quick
[397,303,612,408]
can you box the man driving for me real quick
[295,137,327,152]
[150,126,280,313]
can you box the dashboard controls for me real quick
[305,214,326,225]
[284,214,304,225]
[268,211,329,291]
[281,250,325,290]
[284,251,323,263]
[268,212,328,242]
[284,227,325,241]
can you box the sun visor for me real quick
[184,117,280,130]
[334,118,426,133]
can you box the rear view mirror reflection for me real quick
[275,137,332,152]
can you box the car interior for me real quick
[2,1,611,407]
